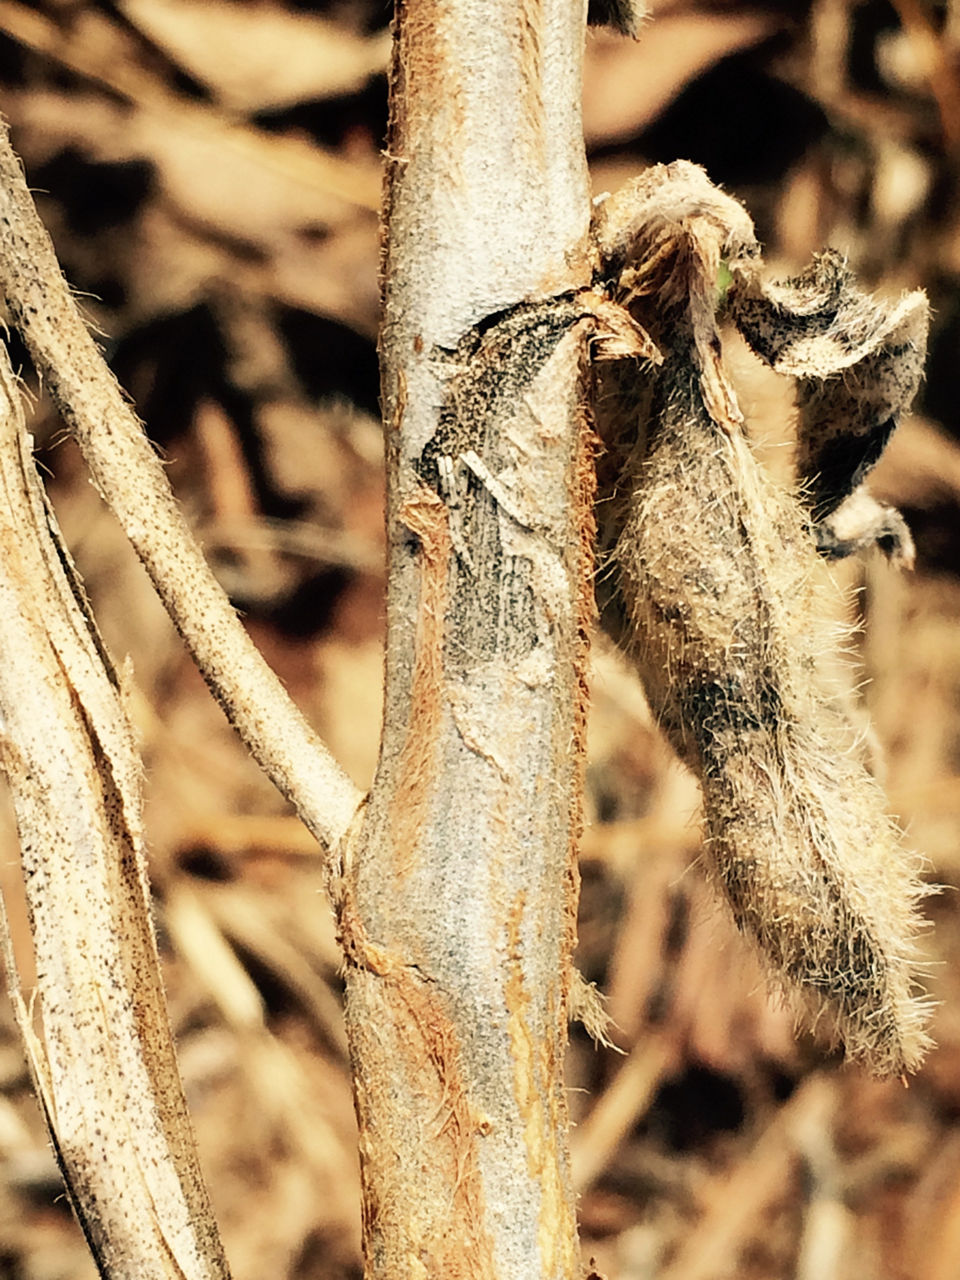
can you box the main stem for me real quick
[339,2,596,1276]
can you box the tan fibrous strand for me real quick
[593,163,933,1076]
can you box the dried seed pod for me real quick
[594,165,933,1075]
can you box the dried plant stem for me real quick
[338,1,597,1274]
[0,345,229,1278]
[0,118,362,854]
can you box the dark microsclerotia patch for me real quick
[728,248,928,528]
[416,300,586,672]
[680,674,784,768]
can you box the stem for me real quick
[340,3,595,1275]
[0,120,362,853]
[0,347,229,1279]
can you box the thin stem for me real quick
[0,119,362,853]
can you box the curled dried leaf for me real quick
[729,249,929,523]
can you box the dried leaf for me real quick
[119,0,389,113]
[730,249,929,521]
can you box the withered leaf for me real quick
[729,249,929,521]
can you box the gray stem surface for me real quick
[340,2,596,1276]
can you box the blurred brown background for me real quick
[0,1,957,1277]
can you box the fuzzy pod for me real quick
[613,360,931,1075]
[587,0,648,38]
[595,165,933,1075]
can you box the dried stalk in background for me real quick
[0,346,229,1277]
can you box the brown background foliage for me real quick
[0,1,957,1277]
